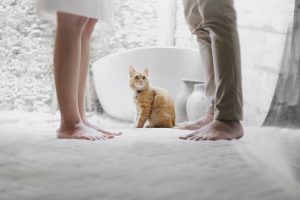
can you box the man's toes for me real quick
[188,135,200,140]
[187,136,195,140]
[190,132,200,137]
[179,136,188,140]
[179,134,194,140]
[179,132,196,140]
[195,136,205,141]
[203,135,215,140]
[190,136,198,141]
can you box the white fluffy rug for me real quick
[0,111,300,200]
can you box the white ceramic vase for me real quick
[186,83,207,121]
[175,79,203,123]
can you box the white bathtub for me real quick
[92,47,203,122]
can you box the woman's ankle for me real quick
[60,119,84,131]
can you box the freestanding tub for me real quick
[92,47,203,122]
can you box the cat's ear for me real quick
[143,68,149,76]
[129,66,136,77]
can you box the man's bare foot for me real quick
[179,120,244,141]
[57,122,115,141]
[81,118,122,136]
[177,113,214,130]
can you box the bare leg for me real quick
[78,18,121,136]
[54,12,113,140]
[179,120,243,141]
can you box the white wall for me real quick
[0,0,158,112]
[237,0,294,125]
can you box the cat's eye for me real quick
[134,76,139,80]
[142,76,146,80]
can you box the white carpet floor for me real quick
[0,111,299,200]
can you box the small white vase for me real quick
[175,79,203,123]
[186,83,207,121]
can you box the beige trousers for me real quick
[182,0,243,120]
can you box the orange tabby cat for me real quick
[129,66,175,128]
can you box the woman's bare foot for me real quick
[82,118,122,136]
[57,122,115,141]
[177,113,214,130]
[179,120,244,141]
